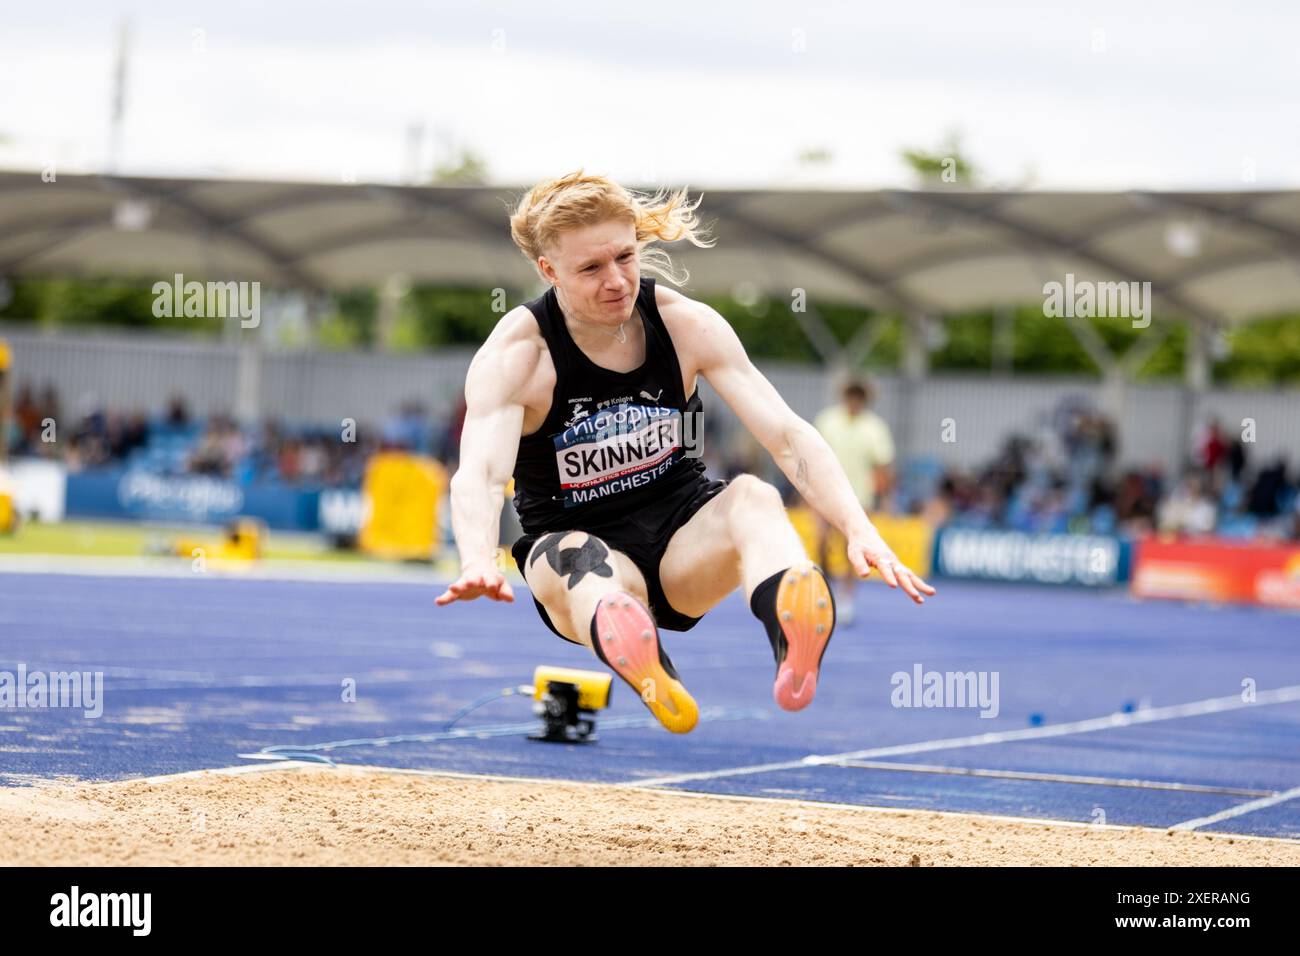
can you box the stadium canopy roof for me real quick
[3,169,1299,338]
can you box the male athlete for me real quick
[436,171,935,734]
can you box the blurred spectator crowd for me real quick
[6,383,469,487]
[914,401,1299,541]
[6,382,1298,541]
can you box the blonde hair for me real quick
[509,169,715,286]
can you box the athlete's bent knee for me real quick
[730,473,785,514]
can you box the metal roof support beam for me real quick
[884,188,1225,330]
[992,305,1014,375]
[796,305,893,373]
[1184,314,1212,392]
[1098,369,1128,428]
[845,313,892,368]
[0,212,151,272]
[1176,314,1212,471]
[1061,311,1119,377]
[881,207,1161,283]
[1119,319,1174,377]
[698,196,937,368]
[711,203,925,314]
[696,196,920,371]
[895,310,932,465]
[789,300,845,367]
[1139,193,1300,262]
[234,338,262,425]
[1045,304,1139,422]
[365,185,545,313]
[101,176,328,294]
[902,311,930,381]
[886,192,1238,446]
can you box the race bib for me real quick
[553,403,682,507]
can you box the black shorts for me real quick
[511,476,730,645]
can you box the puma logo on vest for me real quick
[638,387,663,403]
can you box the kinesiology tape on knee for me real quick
[749,565,834,663]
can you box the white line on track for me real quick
[620,684,1300,788]
[829,760,1275,797]
[1169,784,1300,831]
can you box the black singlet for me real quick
[511,276,707,534]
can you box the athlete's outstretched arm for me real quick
[691,302,935,604]
[435,333,537,606]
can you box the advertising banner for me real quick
[933,528,1130,586]
[1132,537,1300,608]
[65,469,321,531]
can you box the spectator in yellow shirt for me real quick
[812,379,895,624]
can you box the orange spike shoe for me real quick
[766,562,836,711]
[590,591,699,734]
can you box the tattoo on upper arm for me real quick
[530,532,614,589]
[782,432,809,492]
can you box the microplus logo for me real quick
[152,272,260,328]
[890,663,1000,718]
[0,663,104,718]
[118,469,244,518]
[50,886,151,936]
[1043,272,1151,328]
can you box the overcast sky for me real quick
[2,0,1297,189]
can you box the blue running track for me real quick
[1,571,1297,838]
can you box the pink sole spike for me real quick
[772,565,834,712]
[593,591,698,734]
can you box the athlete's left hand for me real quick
[844,524,937,605]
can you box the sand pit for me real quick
[0,765,1295,866]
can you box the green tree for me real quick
[431,148,489,185]
[900,130,977,187]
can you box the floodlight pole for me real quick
[107,20,131,174]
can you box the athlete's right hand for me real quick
[435,562,515,605]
